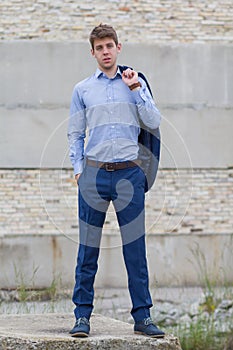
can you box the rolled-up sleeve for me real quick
[132,78,161,129]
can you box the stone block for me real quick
[0,313,181,350]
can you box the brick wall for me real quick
[1,168,232,236]
[1,0,233,43]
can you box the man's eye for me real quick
[96,46,102,51]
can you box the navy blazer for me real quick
[119,65,161,192]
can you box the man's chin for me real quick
[102,63,113,69]
[101,60,116,68]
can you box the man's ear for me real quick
[117,43,122,53]
[91,48,95,58]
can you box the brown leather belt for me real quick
[86,159,140,171]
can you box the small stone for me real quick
[179,314,192,325]
[169,308,184,319]
[189,302,200,317]
[153,310,167,324]
[218,300,233,310]
[164,316,177,326]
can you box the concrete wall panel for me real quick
[0,42,233,168]
[0,233,232,289]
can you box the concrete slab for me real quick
[1,106,233,168]
[0,233,232,289]
[0,313,181,350]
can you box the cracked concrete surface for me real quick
[0,313,181,350]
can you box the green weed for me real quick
[14,264,61,302]
[188,243,220,314]
[176,316,232,350]
[14,263,39,302]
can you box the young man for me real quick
[68,23,164,338]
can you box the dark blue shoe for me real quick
[69,317,90,337]
[134,317,165,338]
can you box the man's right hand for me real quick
[75,173,81,183]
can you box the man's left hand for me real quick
[122,68,139,86]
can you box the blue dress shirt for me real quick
[68,67,161,175]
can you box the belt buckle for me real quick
[105,163,115,171]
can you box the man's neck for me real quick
[99,65,118,78]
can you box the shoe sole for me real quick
[134,331,165,338]
[70,332,89,338]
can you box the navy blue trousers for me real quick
[72,164,153,322]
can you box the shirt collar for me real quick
[95,67,122,79]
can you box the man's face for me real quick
[91,37,121,72]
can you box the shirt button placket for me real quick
[108,81,114,121]
[107,81,113,102]
[108,79,116,158]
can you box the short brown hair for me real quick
[89,23,118,49]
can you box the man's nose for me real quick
[103,46,109,54]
